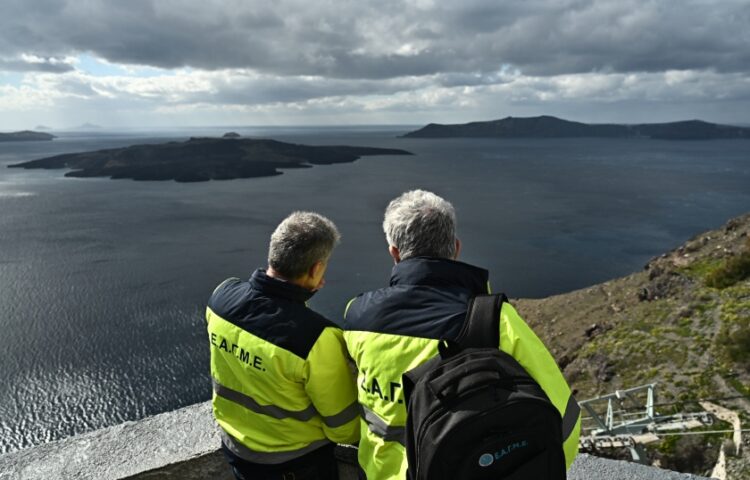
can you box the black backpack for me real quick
[402,294,566,480]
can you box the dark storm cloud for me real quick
[203,77,384,105]
[2,0,749,80]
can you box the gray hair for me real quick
[383,190,457,260]
[268,211,340,279]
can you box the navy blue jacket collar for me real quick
[389,257,489,295]
[249,269,315,303]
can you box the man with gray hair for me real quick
[343,190,580,479]
[207,211,359,480]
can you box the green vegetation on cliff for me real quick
[515,213,750,477]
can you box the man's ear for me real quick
[454,238,461,260]
[309,261,324,279]
[388,245,401,264]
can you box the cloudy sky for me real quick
[1,0,749,129]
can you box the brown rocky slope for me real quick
[514,213,750,477]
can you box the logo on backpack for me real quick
[478,440,530,467]
[478,453,495,467]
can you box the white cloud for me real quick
[1,0,750,127]
[4,66,748,122]
[0,54,75,73]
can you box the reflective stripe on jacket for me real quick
[343,257,580,479]
[207,269,360,464]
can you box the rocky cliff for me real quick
[515,213,750,478]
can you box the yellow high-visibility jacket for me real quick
[207,269,360,464]
[343,257,580,479]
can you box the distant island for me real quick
[8,136,412,182]
[402,115,750,140]
[0,131,56,142]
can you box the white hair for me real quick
[268,211,340,279]
[383,190,456,260]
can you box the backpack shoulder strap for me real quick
[455,293,507,349]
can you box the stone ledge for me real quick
[0,401,713,480]
[0,402,230,480]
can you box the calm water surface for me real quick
[1,127,749,453]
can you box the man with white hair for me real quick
[207,211,360,480]
[343,190,580,479]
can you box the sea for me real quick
[1,126,749,454]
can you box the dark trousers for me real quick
[222,442,339,480]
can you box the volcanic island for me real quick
[8,136,413,182]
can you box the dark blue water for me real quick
[1,127,749,453]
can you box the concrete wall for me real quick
[0,402,229,480]
[0,401,713,480]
